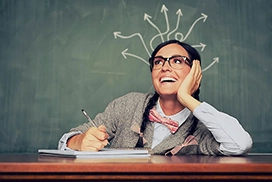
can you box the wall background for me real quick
[1,0,271,153]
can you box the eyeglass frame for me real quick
[149,55,192,70]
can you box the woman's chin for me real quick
[157,92,178,98]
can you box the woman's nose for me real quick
[161,60,172,71]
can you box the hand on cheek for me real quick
[177,60,202,109]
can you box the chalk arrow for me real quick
[182,13,208,41]
[121,48,150,65]
[167,9,183,40]
[161,4,170,34]
[113,32,150,57]
[144,13,164,45]
[192,42,206,52]
[149,4,171,50]
[113,32,121,39]
[202,57,219,72]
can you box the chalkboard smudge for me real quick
[90,71,126,75]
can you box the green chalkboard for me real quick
[0,0,271,153]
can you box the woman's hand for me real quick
[177,60,202,111]
[67,125,109,151]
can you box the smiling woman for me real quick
[58,40,253,156]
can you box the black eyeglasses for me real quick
[150,55,192,70]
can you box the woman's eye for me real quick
[173,59,183,64]
[154,60,163,65]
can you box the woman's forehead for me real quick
[155,44,189,57]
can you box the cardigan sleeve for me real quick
[64,92,151,142]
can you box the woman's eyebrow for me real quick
[154,54,183,58]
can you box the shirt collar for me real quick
[155,100,191,127]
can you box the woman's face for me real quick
[151,43,191,97]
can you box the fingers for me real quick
[191,60,202,89]
[177,60,202,109]
[192,60,202,78]
[80,126,109,151]
[98,125,107,133]
[80,140,107,151]
[89,125,109,140]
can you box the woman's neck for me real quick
[159,97,185,116]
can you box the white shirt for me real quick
[151,101,191,148]
[152,101,252,155]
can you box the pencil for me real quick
[81,109,110,146]
[81,109,98,127]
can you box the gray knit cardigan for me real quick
[70,92,221,155]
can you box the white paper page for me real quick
[38,148,150,158]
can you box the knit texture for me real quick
[70,92,221,155]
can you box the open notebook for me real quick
[38,148,150,158]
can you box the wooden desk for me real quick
[0,153,272,181]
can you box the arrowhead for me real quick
[113,32,121,39]
[121,48,128,59]
[176,9,183,16]
[201,13,208,22]
[213,57,219,62]
[199,42,206,52]
[161,4,168,12]
[144,13,152,20]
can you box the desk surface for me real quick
[1,153,272,181]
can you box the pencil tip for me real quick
[81,109,84,112]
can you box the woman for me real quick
[58,40,252,156]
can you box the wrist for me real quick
[178,93,201,112]
[67,134,81,150]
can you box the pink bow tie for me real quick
[165,135,198,155]
[148,108,179,134]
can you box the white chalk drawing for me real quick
[113,4,219,72]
